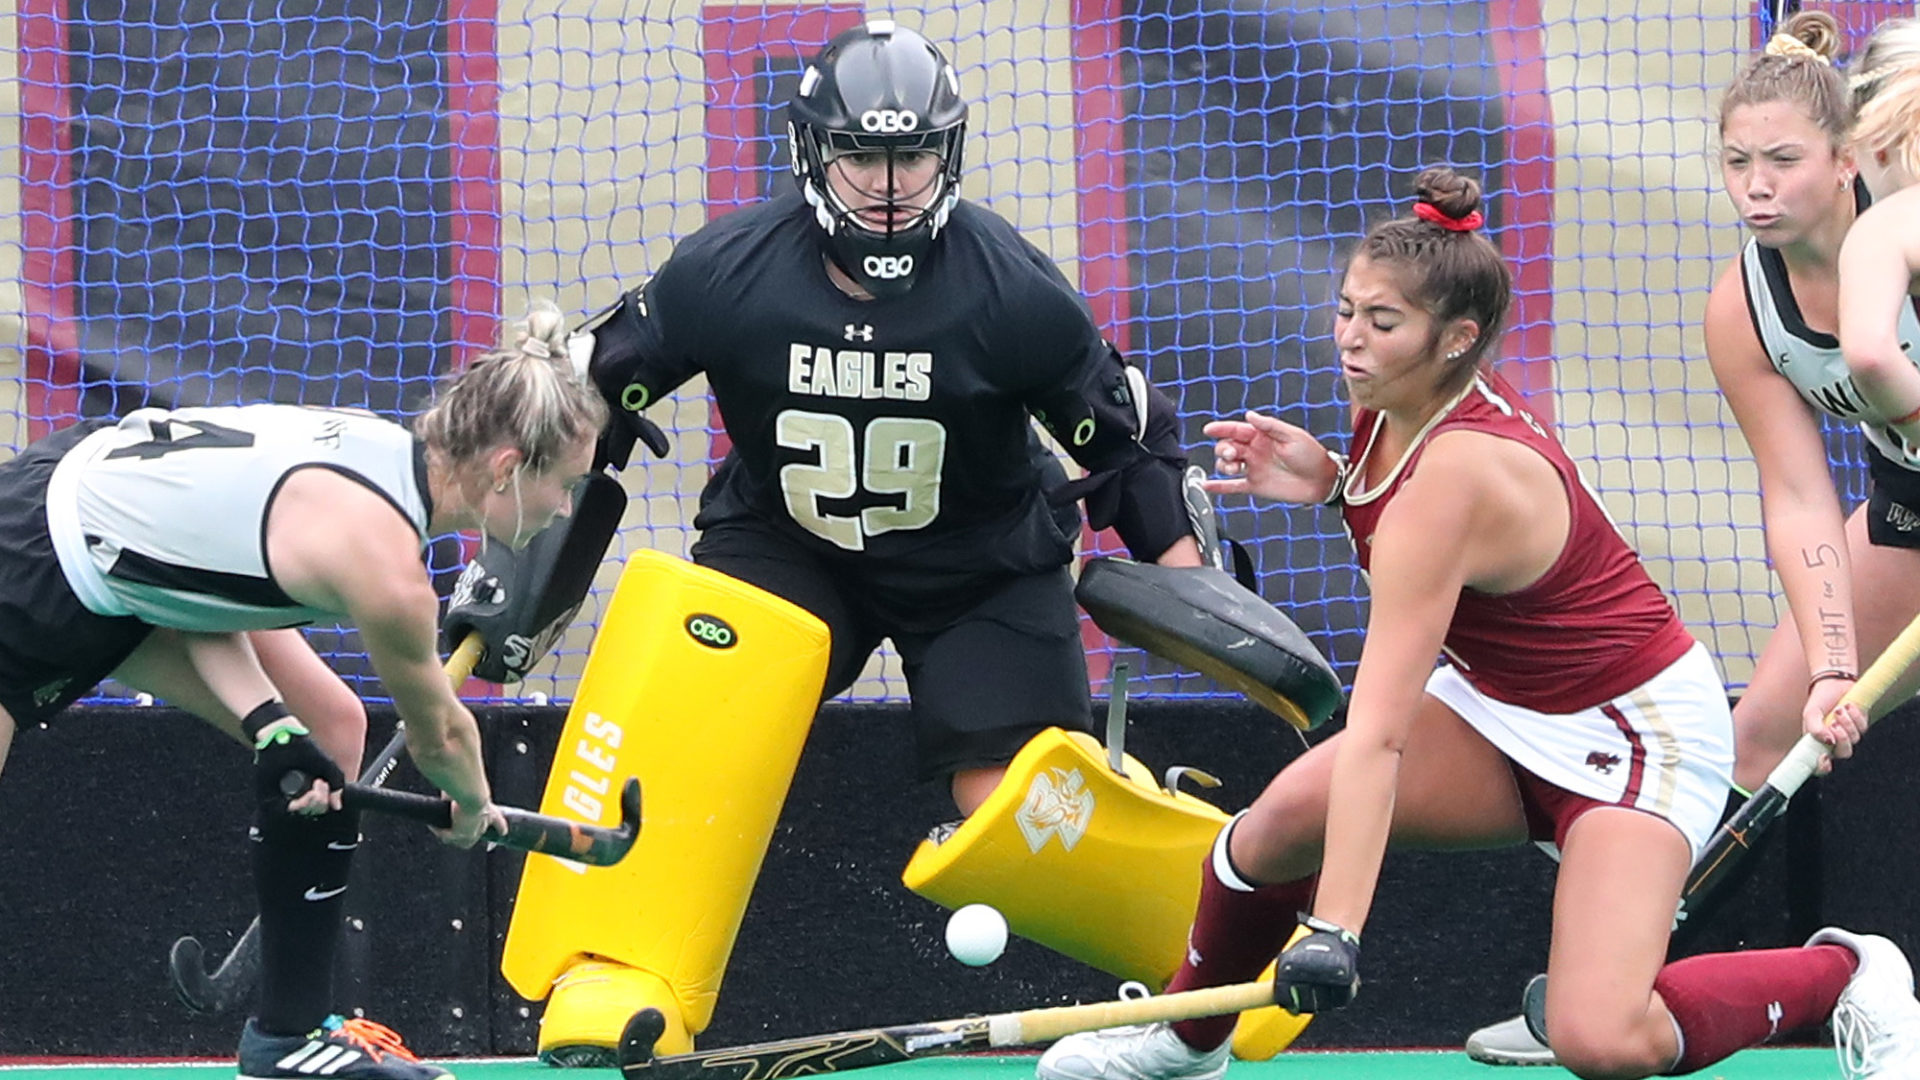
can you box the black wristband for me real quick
[240,699,292,741]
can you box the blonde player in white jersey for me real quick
[0,302,604,1080]
[1710,14,1920,797]
[1468,14,1920,1067]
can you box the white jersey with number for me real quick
[45,404,431,631]
[1739,234,1920,470]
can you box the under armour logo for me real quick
[1766,1000,1784,1037]
[845,323,874,342]
[1585,751,1621,775]
[1015,767,1094,853]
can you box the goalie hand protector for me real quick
[442,535,583,684]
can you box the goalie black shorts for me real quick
[0,420,154,726]
[1866,441,1920,550]
[692,518,1093,780]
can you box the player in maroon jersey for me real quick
[1036,166,1919,1080]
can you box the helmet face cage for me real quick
[797,123,965,242]
[787,22,969,298]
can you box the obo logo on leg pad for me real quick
[685,614,738,649]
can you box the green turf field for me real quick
[0,1049,1843,1079]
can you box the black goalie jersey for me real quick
[590,191,1188,594]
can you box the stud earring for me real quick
[494,481,509,493]
[1445,349,1466,361]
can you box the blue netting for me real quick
[9,0,1890,705]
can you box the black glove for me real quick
[1275,915,1361,1014]
[241,701,346,812]
[593,407,669,471]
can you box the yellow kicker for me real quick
[901,727,1311,1059]
[501,550,831,1053]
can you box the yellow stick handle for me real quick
[993,981,1277,1047]
[447,631,486,686]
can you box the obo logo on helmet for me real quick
[860,109,920,133]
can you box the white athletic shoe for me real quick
[1810,927,1920,1079]
[1463,1015,1557,1067]
[1038,1022,1230,1080]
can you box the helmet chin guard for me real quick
[787,20,968,298]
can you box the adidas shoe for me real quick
[1039,1022,1230,1080]
[238,1016,451,1080]
[1809,928,1920,1080]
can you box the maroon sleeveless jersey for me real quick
[1338,372,1697,712]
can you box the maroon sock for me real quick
[1166,820,1315,1051]
[1654,944,1856,1073]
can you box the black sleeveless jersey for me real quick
[607,192,1185,593]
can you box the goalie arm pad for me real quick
[571,274,699,470]
[1037,344,1191,561]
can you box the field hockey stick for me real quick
[618,980,1277,1080]
[1679,610,1920,923]
[167,634,486,1015]
[334,774,640,867]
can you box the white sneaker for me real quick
[1463,1015,1557,1067]
[1038,1023,1230,1080]
[1810,927,1920,1079]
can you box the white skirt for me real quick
[1425,642,1735,860]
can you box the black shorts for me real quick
[1864,441,1920,549]
[0,421,153,725]
[691,518,1093,781]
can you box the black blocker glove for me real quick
[1275,915,1362,1014]
[241,700,346,813]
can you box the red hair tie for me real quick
[1413,201,1484,232]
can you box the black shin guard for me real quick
[251,806,360,1035]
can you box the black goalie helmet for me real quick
[787,20,967,298]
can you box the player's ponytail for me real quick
[1721,11,1849,150]
[1354,165,1511,389]
[415,300,610,475]
[1850,17,1920,190]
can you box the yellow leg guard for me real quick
[500,550,830,1060]
[901,727,1311,1060]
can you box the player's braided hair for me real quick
[414,299,609,474]
[1721,11,1848,149]
[1355,165,1511,391]
[1850,17,1920,187]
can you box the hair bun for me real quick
[1770,10,1844,64]
[1412,165,1483,224]
[515,299,568,363]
